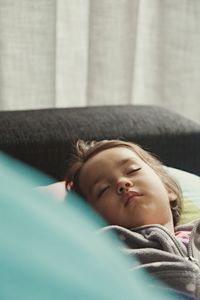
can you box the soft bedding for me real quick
[166,167,200,224]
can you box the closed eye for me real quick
[127,167,141,175]
[97,186,109,199]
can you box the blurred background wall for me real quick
[0,0,200,123]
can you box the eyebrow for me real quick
[116,158,133,167]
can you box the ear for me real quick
[168,189,177,202]
[66,181,73,191]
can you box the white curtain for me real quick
[0,0,200,123]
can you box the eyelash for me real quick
[97,186,109,199]
[127,167,141,175]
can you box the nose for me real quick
[116,179,132,194]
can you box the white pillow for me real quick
[37,181,66,202]
[166,167,200,224]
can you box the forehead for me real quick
[79,146,141,183]
[90,146,139,163]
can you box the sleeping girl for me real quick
[65,139,200,299]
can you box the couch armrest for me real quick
[0,105,200,180]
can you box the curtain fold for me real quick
[0,0,56,109]
[0,0,200,123]
[55,0,89,107]
[87,0,138,106]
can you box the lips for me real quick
[124,191,142,207]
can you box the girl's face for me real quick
[79,147,176,233]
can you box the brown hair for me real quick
[65,139,182,226]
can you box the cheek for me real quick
[94,198,112,214]
[93,196,118,220]
[145,171,165,189]
[143,173,170,199]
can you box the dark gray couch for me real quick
[0,105,200,180]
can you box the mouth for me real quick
[124,191,142,207]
